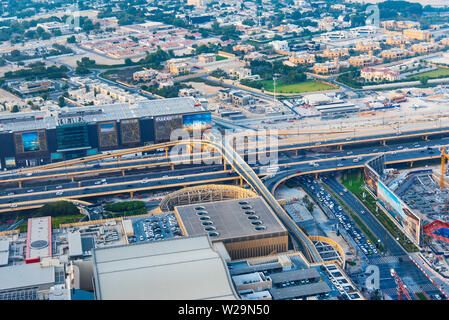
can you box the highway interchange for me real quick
[2,123,449,298]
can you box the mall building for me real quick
[0,97,211,168]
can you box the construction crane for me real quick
[440,146,449,189]
[391,269,412,300]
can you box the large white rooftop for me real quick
[92,235,238,300]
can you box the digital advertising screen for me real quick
[22,131,40,152]
[86,148,98,156]
[364,165,379,196]
[100,122,116,133]
[51,152,63,160]
[377,179,420,244]
[154,115,182,143]
[5,157,16,167]
[182,113,212,131]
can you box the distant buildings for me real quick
[361,67,400,82]
[411,41,441,55]
[381,47,411,60]
[313,61,340,75]
[355,41,380,53]
[288,52,315,66]
[403,29,431,42]
[271,40,290,52]
[349,54,380,68]
[322,47,349,59]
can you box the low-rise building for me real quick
[381,47,410,60]
[386,35,407,46]
[355,41,380,53]
[348,54,380,67]
[322,47,348,59]
[169,62,190,75]
[411,41,440,55]
[313,61,340,74]
[271,40,289,52]
[198,53,216,64]
[361,67,400,82]
[289,52,315,65]
[403,29,431,42]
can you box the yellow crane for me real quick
[441,146,449,189]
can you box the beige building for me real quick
[355,41,380,53]
[348,54,380,67]
[386,35,407,46]
[289,52,315,65]
[411,41,440,55]
[403,29,431,42]
[361,67,400,82]
[198,53,216,64]
[313,61,340,74]
[233,44,255,53]
[441,38,449,47]
[168,63,191,75]
[381,47,410,60]
[322,47,349,59]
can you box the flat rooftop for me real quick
[0,263,55,292]
[175,197,288,242]
[0,97,203,133]
[92,235,237,300]
[26,216,52,263]
[270,282,331,300]
[269,268,321,284]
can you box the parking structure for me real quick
[128,213,183,243]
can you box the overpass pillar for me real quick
[381,140,386,146]
[171,163,175,171]
[117,155,121,162]
[223,158,226,171]
[410,161,413,168]
[130,191,134,199]
[294,149,298,157]
[423,135,428,141]
[18,180,22,189]
[121,169,125,176]
[71,175,74,182]
[165,147,168,158]
[338,145,343,151]
[240,178,244,186]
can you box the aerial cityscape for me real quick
[1,0,449,304]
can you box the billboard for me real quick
[377,179,421,244]
[51,152,63,160]
[98,122,118,149]
[86,148,98,156]
[154,115,182,143]
[22,132,40,152]
[120,119,141,144]
[5,157,16,167]
[364,165,379,196]
[99,122,116,133]
[182,113,212,131]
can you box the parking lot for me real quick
[298,176,379,258]
[128,213,182,243]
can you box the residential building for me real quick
[361,67,400,82]
[322,47,349,59]
[355,41,380,53]
[288,52,315,65]
[348,54,380,67]
[403,29,431,42]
